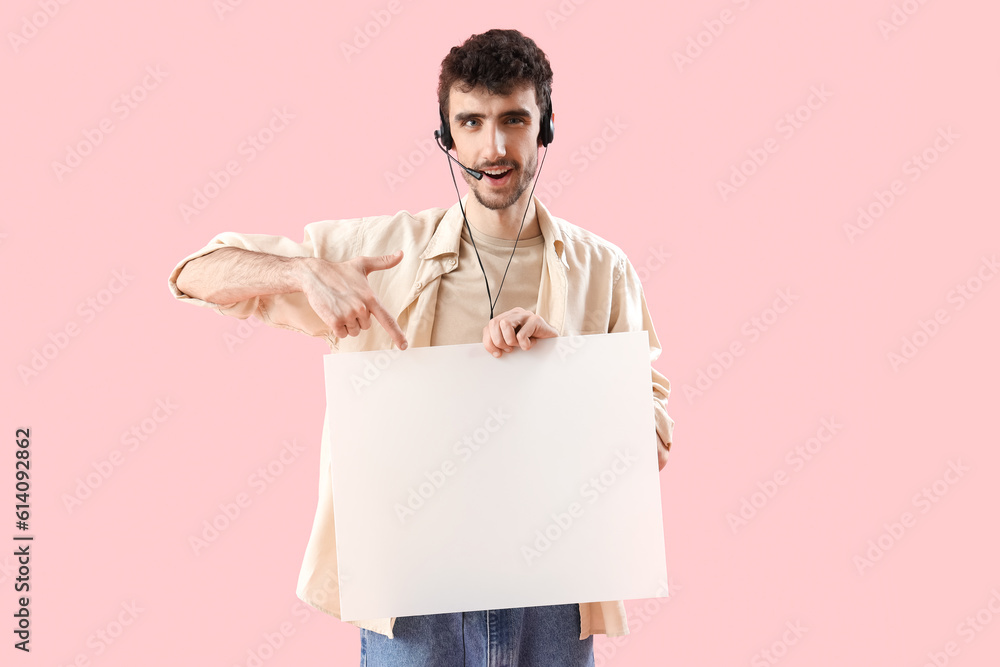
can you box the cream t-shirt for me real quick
[431,222,546,346]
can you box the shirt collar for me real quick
[420,194,568,268]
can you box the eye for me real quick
[462,119,480,128]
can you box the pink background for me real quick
[3,1,999,665]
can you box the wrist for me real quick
[289,256,320,292]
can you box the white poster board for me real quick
[324,331,668,621]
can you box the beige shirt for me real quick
[168,196,675,640]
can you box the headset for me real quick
[436,100,555,151]
[433,98,555,322]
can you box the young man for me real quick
[169,28,674,667]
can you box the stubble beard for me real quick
[465,153,539,212]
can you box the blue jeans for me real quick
[359,604,595,667]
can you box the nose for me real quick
[483,124,506,161]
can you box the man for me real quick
[169,28,674,667]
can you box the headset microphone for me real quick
[433,130,483,180]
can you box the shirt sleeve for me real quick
[167,220,363,338]
[608,254,675,458]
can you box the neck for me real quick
[464,193,539,241]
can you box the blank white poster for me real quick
[324,331,668,621]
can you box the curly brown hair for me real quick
[437,29,553,120]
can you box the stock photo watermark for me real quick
[887,254,996,371]
[189,439,306,555]
[877,0,933,40]
[536,116,627,206]
[179,107,295,223]
[224,314,264,352]
[726,417,844,534]
[384,136,437,192]
[54,600,144,665]
[51,65,168,182]
[350,346,405,395]
[8,0,73,54]
[595,577,682,666]
[672,0,758,72]
[751,620,808,667]
[852,459,969,575]
[918,588,1000,667]
[520,449,638,566]
[339,0,403,62]
[17,269,134,386]
[717,85,832,202]
[62,398,179,513]
[683,288,799,403]
[393,408,511,524]
[544,0,589,29]
[844,126,958,243]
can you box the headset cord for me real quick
[446,145,550,321]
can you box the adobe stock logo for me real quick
[751,620,808,667]
[887,254,997,371]
[521,449,638,566]
[17,269,134,385]
[843,126,958,243]
[339,0,403,62]
[8,0,73,54]
[716,85,832,202]
[671,0,757,73]
[393,408,511,524]
[852,459,969,575]
[683,288,799,403]
[51,66,168,182]
[179,107,295,223]
[726,417,843,534]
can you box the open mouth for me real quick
[481,168,513,183]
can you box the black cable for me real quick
[491,146,548,317]
[445,145,550,321]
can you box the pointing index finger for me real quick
[369,298,408,350]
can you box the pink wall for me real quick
[3,1,998,665]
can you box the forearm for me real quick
[175,246,307,305]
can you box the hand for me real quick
[657,435,670,471]
[297,251,408,349]
[482,307,558,358]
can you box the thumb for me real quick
[523,317,559,341]
[534,319,559,338]
[359,250,403,276]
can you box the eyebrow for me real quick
[453,107,533,123]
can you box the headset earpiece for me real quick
[539,104,555,147]
[437,107,454,150]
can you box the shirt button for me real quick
[448,259,457,267]
[415,282,423,290]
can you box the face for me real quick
[447,82,543,212]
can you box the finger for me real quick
[657,436,670,471]
[357,250,404,276]
[356,309,372,331]
[483,325,503,357]
[344,318,361,337]
[489,319,512,352]
[516,324,534,350]
[499,319,519,348]
[369,299,408,350]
